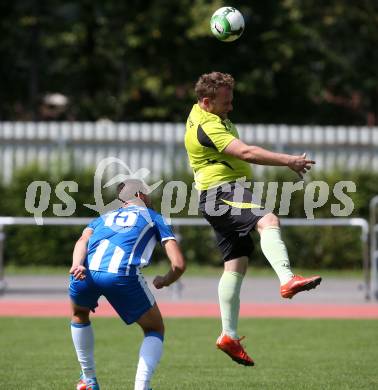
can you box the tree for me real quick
[1,0,377,125]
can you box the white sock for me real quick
[218,271,244,339]
[134,333,164,390]
[71,322,96,380]
[260,226,294,285]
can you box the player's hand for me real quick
[70,265,86,280]
[153,275,168,289]
[288,153,315,178]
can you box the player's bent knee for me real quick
[224,257,248,275]
[257,213,280,230]
[71,303,91,323]
[137,304,165,336]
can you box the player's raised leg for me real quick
[257,213,322,299]
[71,302,100,390]
[134,303,165,390]
[216,256,254,366]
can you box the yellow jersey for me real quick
[184,104,252,190]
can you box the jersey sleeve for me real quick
[202,121,236,152]
[154,214,176,243]
[87,217,101,231]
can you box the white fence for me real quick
[1,122,378,183]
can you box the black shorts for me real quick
[199,181,267,261]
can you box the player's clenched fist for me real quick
[153,275,168,289]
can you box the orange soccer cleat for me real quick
[76,374,86,390]
[86,379,100,390]
[280,275,322,299]
[76,374,100,390]
[216,334,255,366]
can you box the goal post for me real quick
[369,196,378,300]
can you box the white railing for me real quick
[1,122,378,183]
[0,216,371,299]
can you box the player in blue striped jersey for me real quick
[69,179,186,390]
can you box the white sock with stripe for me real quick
[134,332,164,390]
[71,322,96,380]
[260,226,294,285]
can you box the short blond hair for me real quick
[195,72,235,100]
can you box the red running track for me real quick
[1,300,378,319]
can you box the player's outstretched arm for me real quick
[153,240,186,289]
[70,227,93,280]
[224,139,315,178]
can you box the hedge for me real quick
[1,165,377,269]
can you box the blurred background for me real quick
[0,0,378,297]
[1,1,378,124]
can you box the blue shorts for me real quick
[69,270,155,325]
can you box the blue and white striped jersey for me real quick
[85,206,175,275]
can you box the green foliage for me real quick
[247,169,378,269]
[1,165,377,269]
[1,1,377,124]
[1,165,112,266]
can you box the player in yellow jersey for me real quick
[185,72,321,366]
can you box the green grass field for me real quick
[1,317,377,389]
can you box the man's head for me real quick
[40,93,69,120]
[195,72,234,119]
[116,178,151,208]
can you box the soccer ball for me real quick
[210,7,245,42]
